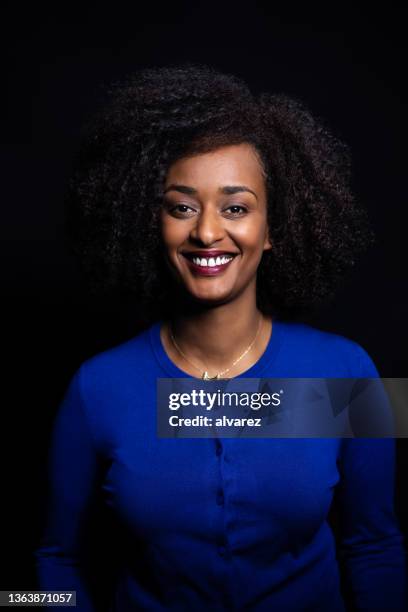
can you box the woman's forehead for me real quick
[164,143,266,193]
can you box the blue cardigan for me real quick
[34,320,408,610]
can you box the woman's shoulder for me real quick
[57,322,162,448]
[75,320,161,386]
[275,319,379,377]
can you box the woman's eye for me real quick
[225,205,247,216]
[170,204,196,216]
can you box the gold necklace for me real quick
[169,314,263,380]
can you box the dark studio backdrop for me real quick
[2,1,407,606]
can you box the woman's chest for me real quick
[101,433,341,545]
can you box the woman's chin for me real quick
[180,284,235,306]
[194,294,237,308]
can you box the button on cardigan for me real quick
[34,320,408,611]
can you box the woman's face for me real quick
[160,142,272,306]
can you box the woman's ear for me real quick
[263,229,273,251]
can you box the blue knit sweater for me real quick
[34,319,408,610]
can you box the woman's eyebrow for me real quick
[163,184,258,199]
[221,185,258,199]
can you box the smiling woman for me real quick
[34,63,407,611]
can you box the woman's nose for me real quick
[189,206,225,245]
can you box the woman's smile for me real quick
[181,249,239,275]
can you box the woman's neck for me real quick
[164,290,269,372]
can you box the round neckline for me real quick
[150,317,284,379]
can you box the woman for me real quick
[35,64,407,610]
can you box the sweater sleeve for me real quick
[335,344,408,610]
[34,367,101,612]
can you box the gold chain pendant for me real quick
[202,371,219,380]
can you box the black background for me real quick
[2,1,407,605]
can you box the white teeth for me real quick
[191,255,233,267]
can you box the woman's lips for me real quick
[182,254,237,276]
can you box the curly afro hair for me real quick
[66,63,373,323]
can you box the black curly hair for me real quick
[66,62,373,323]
